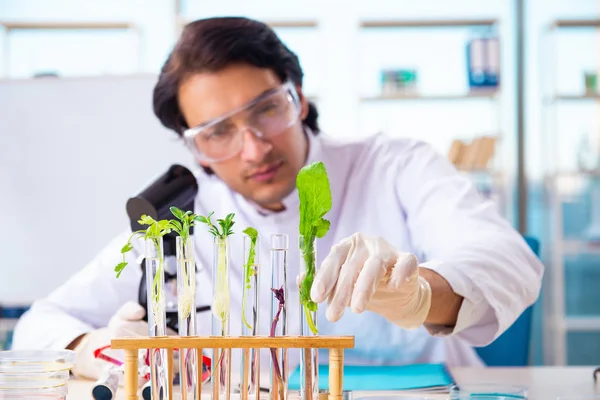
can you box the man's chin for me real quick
[250,183,295,211]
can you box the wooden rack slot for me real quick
[111,335,354,400]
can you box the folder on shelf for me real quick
[287,363,455,392]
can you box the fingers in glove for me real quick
[325,236,368,322]
[350,255,389,314]
[311,236,353,303]
[116,301,146,321]
[110,320,149,338]
[387,253,419,291]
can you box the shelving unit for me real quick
[176,17,318,30]
[356,18,508,217]
[359,18,498,29]
[360,89,499,102]
[0,20,142,76]
[542,19,600,366]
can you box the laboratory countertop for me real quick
[67,366,600,400]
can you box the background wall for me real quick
[1,0,600,366]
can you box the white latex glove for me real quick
[72,301,176,381]
[311,233,432,329]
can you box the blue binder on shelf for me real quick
[288,363,455,392]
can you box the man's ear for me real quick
[296,85,309,120]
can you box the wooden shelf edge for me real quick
[360,91,499,101]
[0,21,136,30]
[112,335,355,350]
[360,18,498,28]
[553,94,600,101]
[551,19,600,28]
[265,19,318,28]
[177,18,318,29]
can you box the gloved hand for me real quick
[311,233,432,329]
[72,301,177,380]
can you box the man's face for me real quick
[178,64,309,211]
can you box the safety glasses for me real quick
[182,81,302,163]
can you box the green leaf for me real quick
[243,226,258,240]
[121,242,133,254]
[157,220,171,231]
[169,220,183,232]
[296,161,333,239]
[147,223,159,238]
[314,218,331,238]
[296,161,332,334]
[115,261,127,278]
[170,206,184,220]
[194,215,208,224]
[197,211,235,239]
[138,214,155,226]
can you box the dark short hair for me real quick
[152,16,320,138]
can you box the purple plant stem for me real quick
[270,287,285,400]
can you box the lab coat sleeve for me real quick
[393,140,544,346]
[11,230,142,350]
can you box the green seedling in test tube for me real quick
[195,211,235,377]
[114,215,173,324]
[168,206,199,320]
[242,226,258,330]
[297,161,332,335]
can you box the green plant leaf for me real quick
[296,161,332,334]
[157,220,171,231]
[115,262,127,278]
[121,242,133,254]
[138,214,155,226]
[170,206,184,220]
[243,226,258,239]
[297,161,332,239]
[169,220,183,232]
[194,215,208,224]
[241,225,259,330]
[314,218,331,238]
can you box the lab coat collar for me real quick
[235,126,322,218]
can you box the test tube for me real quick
[91,365,119,400]
[145,236,170,400]
[176,235,199,400]
[299,235,318,400]
[270,234,289,400]
[241,233,261,400]
[212,236,231,400]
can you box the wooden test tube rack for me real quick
[111,335,355,400]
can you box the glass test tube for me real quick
[176,236,199,400]
[299,235,318,400]
[145,236,170,400]
[269,234,289,400]
[240,234,261,400]
[212,236,231,400]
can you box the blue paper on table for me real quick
[288,363,454,391]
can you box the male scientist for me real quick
[12,17,544,380]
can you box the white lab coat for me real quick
[12,131,544,372]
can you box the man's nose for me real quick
[240,128,272,162]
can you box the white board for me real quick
[0,75,195,304]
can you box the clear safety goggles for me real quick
[182,81,302,163]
